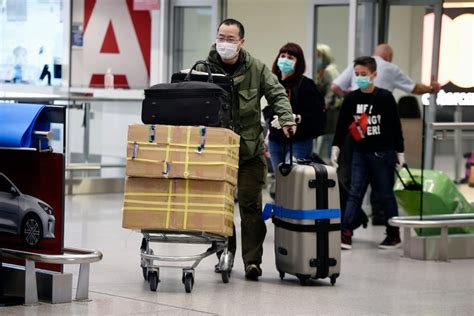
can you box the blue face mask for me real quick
[316,59,324,71]
[355,76,371,89]
[277,58,295,74]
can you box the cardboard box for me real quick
[126,124,240,185]
[122,177,234,236]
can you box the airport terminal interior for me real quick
[1,0,473,315]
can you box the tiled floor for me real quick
[3,185,474,315]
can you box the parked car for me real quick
[0,172,55,247]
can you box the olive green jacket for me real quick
[199,45,295,163]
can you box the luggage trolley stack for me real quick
[123,61,238,293]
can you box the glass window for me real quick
[314,5,350,79]
[0,0,64,86]
[172,6,213,73]
[0,174,13,193]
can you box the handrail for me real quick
[0,247,103,305]
[1,247,103,265]
[390,214,474,228]
[66,163,127,172]
[431,122,474,130]
[0,96,143,102]
[389,214,474,262]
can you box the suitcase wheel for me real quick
[296,274,310,286]
[330,274,338,286]
[278,270,285,280]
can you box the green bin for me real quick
[394,168,474,236]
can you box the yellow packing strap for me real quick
[165,180,173,228]
[127,144,237,157]
[122,206,233,217]
[125,192,234,204]
[128,140,240,149]
[124,199,227,208]
[183,179,190,229]
[184,126,191,178]
[127,139,239,161]
[125,157,238,170]
[128,140,239,149]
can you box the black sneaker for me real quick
[341,229,352,250]
[245,263,262,281]
[378,234,402,249]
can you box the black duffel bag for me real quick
[142,60,232,128]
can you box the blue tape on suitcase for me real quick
[262,203,340,221]
[0,103,47,148]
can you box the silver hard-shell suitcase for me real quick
[265,156,341,285]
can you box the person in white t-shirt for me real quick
[331,44,440,97]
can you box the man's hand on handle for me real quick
[283,124,297,138]
[272,114,299,130]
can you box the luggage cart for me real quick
[140,230,233,293]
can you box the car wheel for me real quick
[21,214,43,247]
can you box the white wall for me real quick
[388,5,425,101]
[316,5,350,72]
[179,7,213,70]
[227,0,308,70]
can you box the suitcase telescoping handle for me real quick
[395,163,422,191]
[185,60,214,83]
[279,130,294,176]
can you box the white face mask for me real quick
[216,42,239,60]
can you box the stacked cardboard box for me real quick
[122,124,239,236]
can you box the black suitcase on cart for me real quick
[142,60,233,128]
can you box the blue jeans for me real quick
[342,150,398,230]
[268,138,313,173]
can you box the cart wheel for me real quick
[330,275,337,286]
[219,251,233,275]
[149,271,159,292]
[221,270,230,284]
[141,248,154,281]
[279,271,285,280]
[184,273,194,293]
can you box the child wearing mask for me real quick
[331,56,405,250]
[264,42,326,173]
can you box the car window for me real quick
[0,175,13,193]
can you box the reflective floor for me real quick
[3,187,474,315]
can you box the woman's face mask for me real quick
[277,57,295,74]
[316,59,324,71]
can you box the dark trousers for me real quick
[337,138,368,230]
[228,155,267,265]
[342,150,398,230]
